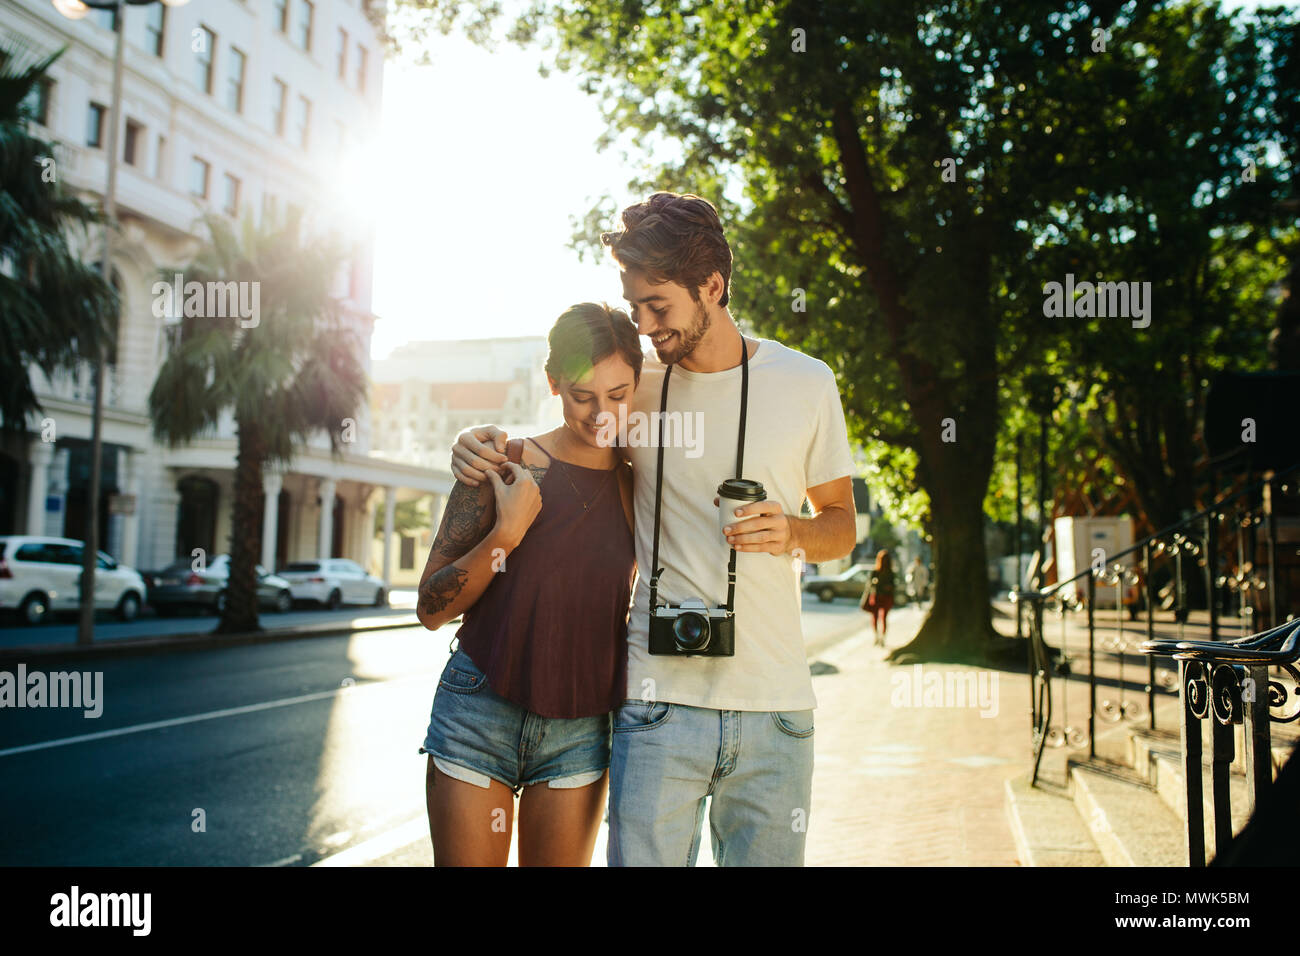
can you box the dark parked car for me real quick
[146,554,294,616]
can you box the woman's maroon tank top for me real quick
[455,436,635,718]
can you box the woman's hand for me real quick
[452,425,509,486]
[487,462,541,549]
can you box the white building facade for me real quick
[0,0,450,582]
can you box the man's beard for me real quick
[655,299,711,365]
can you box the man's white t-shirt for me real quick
[622,338,855,712]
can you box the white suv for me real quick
[0,535,148,625]
[276,559,387,610]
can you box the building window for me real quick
[336,27,348,78]
[274,0,289,33]
[295,0,314,51]
[226,47,246,113]
[144,4,165,57]
[86,102,106,148]
[154,135,166,179]
[21,78,52,125]
[194,26,216,94]
[190,157,210,198]
[294,95,311,149]
[356,44,367,92]
[123,119,143,166]
[271,78,287,136]
[90,6,119,32]
[222,174,241,216]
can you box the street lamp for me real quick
[1024,373,1061,591]
[51,0,190,645]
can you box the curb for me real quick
[0,615,423,666]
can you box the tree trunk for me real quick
[217,418,265,634]
[889,442,999,664]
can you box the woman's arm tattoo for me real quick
[437,482,490,559]
[419,565,470,616]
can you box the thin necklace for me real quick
[540,434,610,513]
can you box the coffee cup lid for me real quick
[717,478,765,501]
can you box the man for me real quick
[451,192,856,866]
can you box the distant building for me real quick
[0,0,449,583]
[371,337,560,467]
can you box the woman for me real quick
[860,549,895,646]
[414,302,639,866]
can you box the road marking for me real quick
[312,816,428,867]
[261,853,304,867]
[0,672,435,758]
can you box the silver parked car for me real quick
[276,558,387,610]
[146,554,294,616]
[0,535,147,625]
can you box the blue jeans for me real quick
[607,699,814,866]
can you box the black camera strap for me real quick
[648,336,750,614]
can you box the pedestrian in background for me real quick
[906,556,929,606]
[860,549,895,646]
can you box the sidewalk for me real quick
[355,603,1032,868]
[803,604,1029,866]
[0,595,423,664]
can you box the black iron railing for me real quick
[1139,617,1300,865]
[1014,461,1299,788]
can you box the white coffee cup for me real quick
[717,479,767,543]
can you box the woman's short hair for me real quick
[544,302,643,386]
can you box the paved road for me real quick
[0,596,868,866]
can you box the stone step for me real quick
[1070,762,1187,867]
[1004,775,1106,867]
[1148,750,1253,861]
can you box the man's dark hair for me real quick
[600,192,733,307]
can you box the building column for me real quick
[26,440,55,536]
[362,492,377,571]
[149,473,181,565]
[46,447,69,538]
[262,470,283,570]
[318,477,336,560]
[120,449,142,569]
[382,487,396,587]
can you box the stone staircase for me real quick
[1006,716,1295,866]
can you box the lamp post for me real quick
[52,0,189,645]
[1024,374,1060,590]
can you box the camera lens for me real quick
[673,612,709,651]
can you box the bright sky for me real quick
[367,31,644,360]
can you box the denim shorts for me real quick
[419,648,612,795]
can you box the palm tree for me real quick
[150,209,367,633]
[0,44,116,430]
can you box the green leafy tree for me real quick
[149,211,366,633]
[0,45,115,430]
[382,0,1296,662]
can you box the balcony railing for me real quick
[35,361,123,409]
